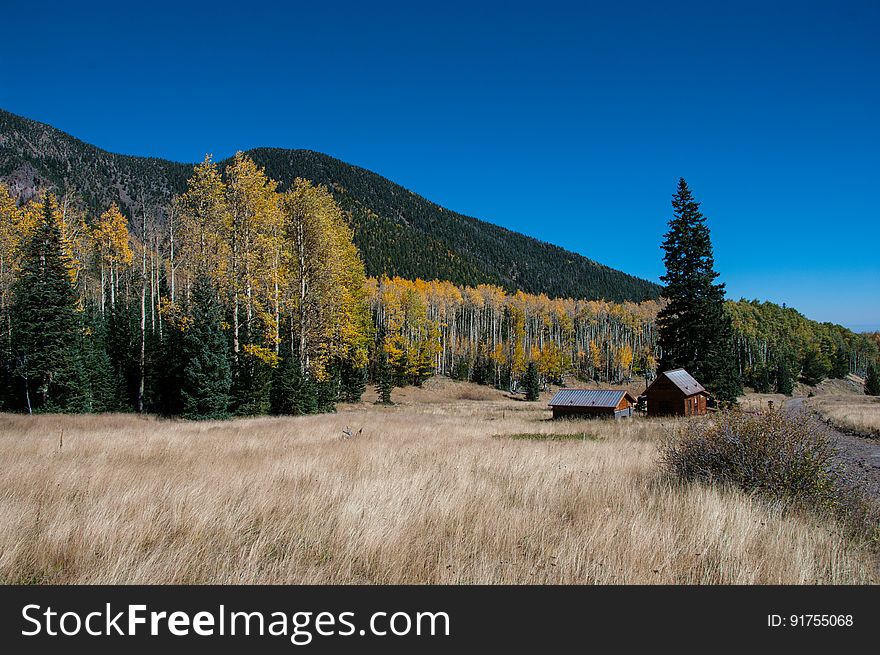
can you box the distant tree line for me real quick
[1,170,877,417]
[367,276,659,392]
[729,301,879,394]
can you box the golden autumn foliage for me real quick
[3,169,662,401]
[92,203,133,269]
[368,276,661,387]
[279,178,371,380]
[175,155,230,285]
[91,202,133,312]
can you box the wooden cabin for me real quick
[548,389,637,419]
[644,368,708,417]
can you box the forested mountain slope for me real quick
[0,108,660,302]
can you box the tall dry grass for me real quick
[0,390,875,584]
[808,395,880,437]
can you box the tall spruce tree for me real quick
[339,358,367,403]
[523,361,540,401]
[864,362,880,396]
[270,349,318,415]
[10,194,88,412]
[800,345,829,386]
[657,179,741,402]
[82,312,120,412]
[180,274,231,419]
[375,344,394,406]
[775,354,795,395]
[231,351,272,416]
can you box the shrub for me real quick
[660,410,880,545]
[660,410,839,510]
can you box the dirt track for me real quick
[785,397,880,500]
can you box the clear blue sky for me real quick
[1,0,877,330]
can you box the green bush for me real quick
[660,410,839,510]
[660,410,880,544]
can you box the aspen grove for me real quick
[0,155,876,417]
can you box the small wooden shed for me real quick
[548,389,637,419]
[644,368,708,417]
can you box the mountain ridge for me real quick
[0,107,661,303]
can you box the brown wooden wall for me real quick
[615,395,632,411]
[645,380,707,417]
[551,394,635,420]
[551,406,616,419]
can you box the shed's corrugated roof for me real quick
[548,389,627,408]
[660,369,706,395]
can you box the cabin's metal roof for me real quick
[660,369,706,395]
[548,389,628,408]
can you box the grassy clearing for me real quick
[0,383,875,584]
[808,395,880,437]
[495,432,603,442]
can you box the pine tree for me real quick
[231,352,272,416]
[776,357,794,395]
[315,370,339,413]
[830,345,849,379]
[270,350,318,415]
[656,179,741,402]
[105,301,139,409]
[82,313,120,412]
[10,194,88,412]
[375,339,394,405]
[155,312,186,416]
[864,362,880,396]
[800,345,829,387]
[339,358,367,402]
[753,364,771,393]
[180,274,231,419]
[523,361,540,401]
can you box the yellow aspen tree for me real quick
[224,152,279,363]
[589,340,602,379]
[57,194,90,292]
[91,202,133,314]
[618,343,634,379]
[175,155,230,293]
[280,178,369,379]
[0,183,19,346]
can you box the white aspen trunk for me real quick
[169,207,176,303]
[99,259,106,317]
[149,236,156,332]
[273,242,281,355]
[298,219,308,372]
[155,234,162,341]
[244,224,252,341]
[110,262,116,309]
[138,204,147,413]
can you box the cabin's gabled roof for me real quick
[548,389,636,408]
[648,368,706,396]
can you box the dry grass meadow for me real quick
[808,394,880,437]
[0,378,876,584]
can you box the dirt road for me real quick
[785,397,880,499]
